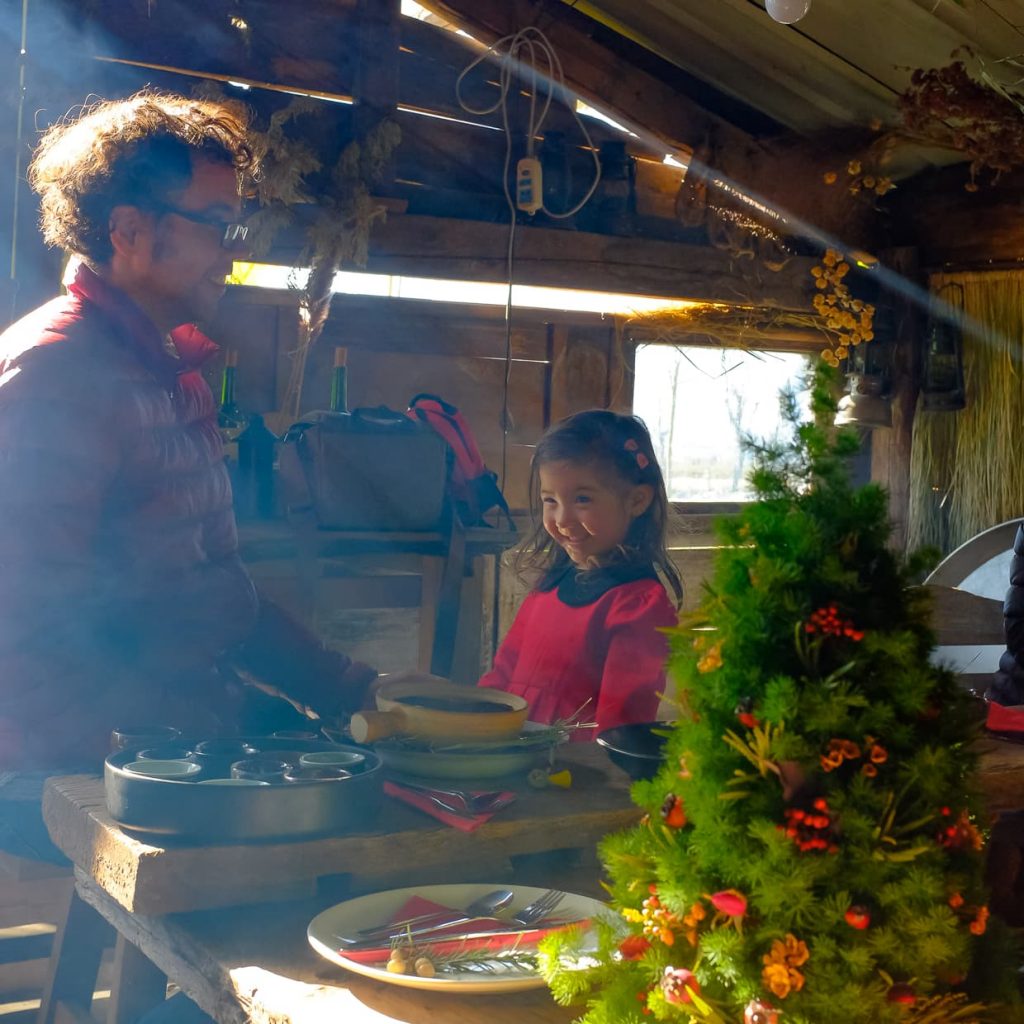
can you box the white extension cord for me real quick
[455,26,603,219]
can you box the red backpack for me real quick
[407,394,514,529]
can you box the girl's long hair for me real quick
[513,409,683,606]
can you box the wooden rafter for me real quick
[413,0,755,161]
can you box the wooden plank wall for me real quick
[209,286,629,677]
[208,286,796,682]
[207,287,622,510]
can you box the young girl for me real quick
[478,410,682,734]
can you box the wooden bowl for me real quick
[349,680,528,744]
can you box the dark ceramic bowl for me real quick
[191,739,261,778]
[283,766,352,783]
[271,730,321,742]
[136,745,194,761]
[231,758,289,783]
[596,722,670,781]
[110,725,181,753]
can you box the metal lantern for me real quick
[835,306,893,430]
[921,284,966,412]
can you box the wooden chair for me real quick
[921,519,1018,685]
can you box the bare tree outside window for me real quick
[633,345,810,502]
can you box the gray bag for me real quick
[279,408,450,530]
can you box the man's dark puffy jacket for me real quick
[0,263,372,768]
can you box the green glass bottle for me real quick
[330,346,348,414]
[218,350,246,462]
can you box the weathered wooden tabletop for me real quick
[43,743,633,1024]
[75,868,590,1024]
[42,743,639,915]
[974,734,1024,814]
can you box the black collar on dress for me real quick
[537,560,659,607]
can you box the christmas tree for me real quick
[541,363,1020,1024]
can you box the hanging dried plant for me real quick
[242,98,401,418]
[898,53,1024,188]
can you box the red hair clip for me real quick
[624,437,648,469]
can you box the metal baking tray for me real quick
[104,736,382,844]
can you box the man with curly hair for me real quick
[0,92,377,814]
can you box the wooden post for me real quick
[353,0,401,187]
[871,247,922,555]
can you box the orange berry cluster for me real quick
[937,807,984,853]
[783,797,839,853]
[682,900,706,947]
[805,604,864,641]
[948,892,989,935]
[821,736,888,776]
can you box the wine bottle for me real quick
[329,346,349,414]
[218,350,246,465]
[218,350,246,430]
[236,414,277,519]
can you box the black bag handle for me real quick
[351,405,414,429]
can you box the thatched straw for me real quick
[907,271,1024,553]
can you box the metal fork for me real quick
[424,792,517,818]
[507,889,564,926]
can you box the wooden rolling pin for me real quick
[349,710,409,744]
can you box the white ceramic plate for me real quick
[307,883,609,994]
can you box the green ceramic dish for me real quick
[374,724,568,780]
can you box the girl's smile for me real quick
[539,460,653,567]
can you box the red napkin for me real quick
[986,702,1024,735]
[339,894,585,965]
[384,782,516,832]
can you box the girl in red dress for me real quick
[479,410,682,735]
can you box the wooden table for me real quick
[976,734,1024,814]
[71,873,584,1024]
[39,744,636,1023]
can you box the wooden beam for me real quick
[353,0,401,181]
[414,0,752,160]
[893,166,1024,270]
[362,215,817,308]
[410,0,889,250]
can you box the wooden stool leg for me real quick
[107,934,168,1024]
[37,887,112,1024]
[430,522,467,679]
[418,555,442,672]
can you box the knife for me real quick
[337,919,588,953]
[337,916,511,946]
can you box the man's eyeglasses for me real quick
[147,201,249,250]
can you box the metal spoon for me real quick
[343,888,515,945]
